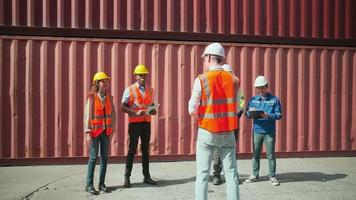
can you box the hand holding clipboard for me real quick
[146,104,160,115]
[248,108,266,119]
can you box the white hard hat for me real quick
[222,64,233,72]
[201,43,225,58]
[254,75,268,87]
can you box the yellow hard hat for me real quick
[93,72,110,84]
[133,64,149,75]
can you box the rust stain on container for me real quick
[1,36,356,162]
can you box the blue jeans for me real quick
[86,132,109,186]
[195,128,240,200]
[252,132,276,177]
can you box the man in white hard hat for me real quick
[244,75,282,186]
[211,64,245,186]
[188,43,240,200]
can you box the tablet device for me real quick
[249,110,264,118]
[147,104,160,115]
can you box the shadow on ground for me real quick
[257,172,347,183]
[104,172,346,191]
[107,176,196,190]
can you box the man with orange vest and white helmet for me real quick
[121,64,157,188]
[189,43,240,200]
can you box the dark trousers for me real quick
[213,129,238,176]
[125,122,151,177]
[86,131,109,186]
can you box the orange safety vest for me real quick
[198,70,238,133]
[128,84,153,123]
[89,94,113,138]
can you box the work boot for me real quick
[143,175,157,185]
[124,176,131,188]
[98,184,110,193]
[85,185,99,195]
[212,175,223,185]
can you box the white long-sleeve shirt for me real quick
[188,66,240,115]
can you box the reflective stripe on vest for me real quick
[198,70,238,133]
[92,114,113,119]
[199,111,237,119]
[91,124,113,130]
[233,76,243,111]
[200,97,235,106]
[89,94,113,138]
[128,84,153,123]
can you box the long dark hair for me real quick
[88,81,99,97]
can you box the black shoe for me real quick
[98,184,110,193]
[85,185,99,195]
[124,176,131,188]
[143,176,157,185]
[213,175,223,185]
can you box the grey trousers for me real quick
[212,129,238,177]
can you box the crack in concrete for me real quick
[21,172,85,200]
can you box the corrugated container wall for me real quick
[1,0,356,164]
[1,37,356,163]
[1,0,355,38]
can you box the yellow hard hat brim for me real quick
[93,77,110,84]
[134,72,148,75]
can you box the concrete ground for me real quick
[0,157,355,200]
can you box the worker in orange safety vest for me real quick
[84,71,116,195]
[189,42,240,200]
[121,64,158,188]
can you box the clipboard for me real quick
[249,109,264,118]
[146,104,160,115]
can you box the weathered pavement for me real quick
[1,157,355,200]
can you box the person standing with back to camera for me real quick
[189,43,240,200]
